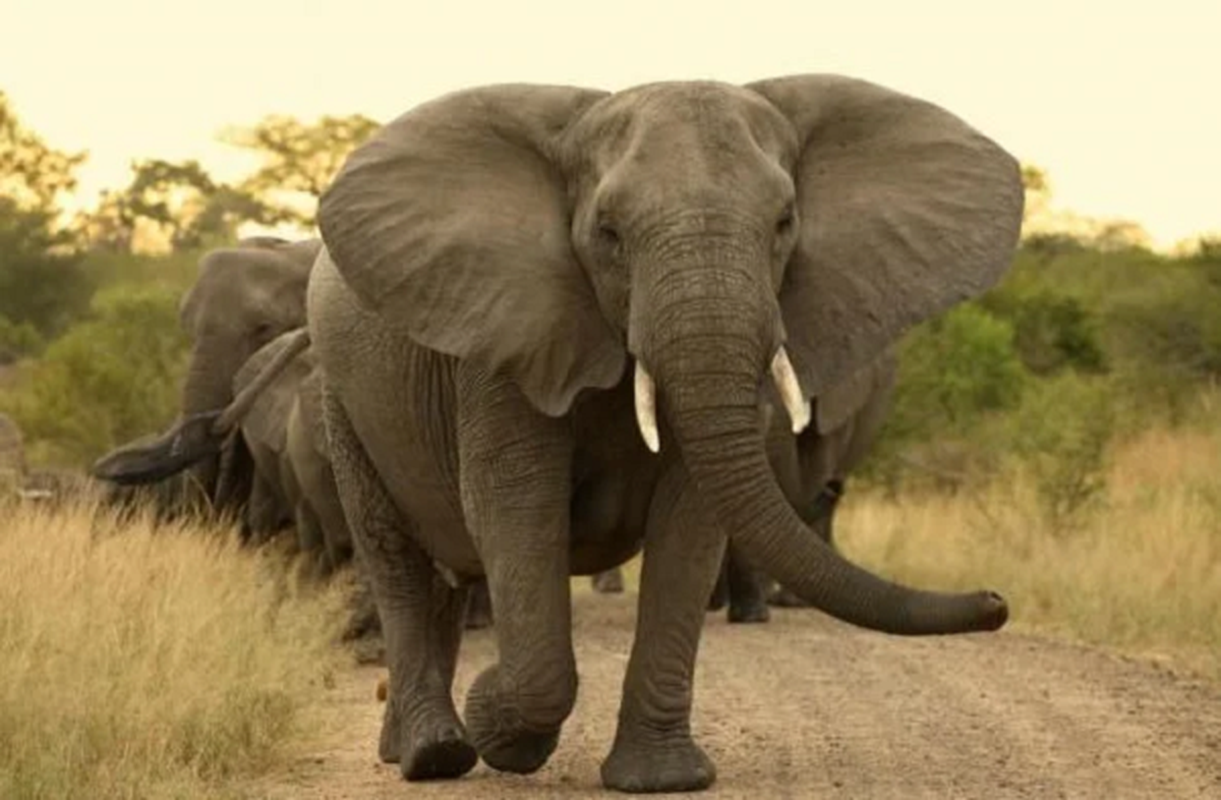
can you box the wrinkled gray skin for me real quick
[707,352,896,622]
[289,76,1021,792]
[232,331,612,629]
[231,334,386,635]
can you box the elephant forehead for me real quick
[569,82,797,173]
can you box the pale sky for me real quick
[3,1,1218,249]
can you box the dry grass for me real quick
[0,500,350,800]
[839,425,1221,678]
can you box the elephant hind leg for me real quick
[323,389,475,781]
[725,544,770,624]
[295,500,334,582]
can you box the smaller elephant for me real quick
[707,352,896,623]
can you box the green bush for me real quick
[861,303,1029,491]
[1007,372,1118,530]
[0,284,188,466]
[883,303,1027,439]
[982,288,1107,375]
[0,317,43,363]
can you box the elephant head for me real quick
[91,238,319,501]
[318,76,1023,634]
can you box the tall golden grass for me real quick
[0,500,349,799]
[840,424,1221,678]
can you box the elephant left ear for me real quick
[318,84,626,416]
[747,75,1024,403]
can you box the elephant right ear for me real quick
[318,84,626,416]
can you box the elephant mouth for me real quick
[631,345,810,453]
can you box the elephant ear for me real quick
[232,334,315,453]
[747,75,1024,401]
[318,84,626,416]
[813,348,897,435]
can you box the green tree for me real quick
[220,113,380,227]
[79,159,273,252]
[0,90,86,213]
[0,91,92,337]
[892,303,1029,432]
[0,285,188,465]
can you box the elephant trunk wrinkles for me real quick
[642,262,1008,636]
[179,344,245,497]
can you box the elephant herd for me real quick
[90,73,1024,793]
[91,232,869,634]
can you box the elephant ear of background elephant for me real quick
[317,85,626,417]
[813,349,897,435]
[746,75,1024,406]
[232,332,317,454]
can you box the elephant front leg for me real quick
[323,390,475,781]
[455,370,578,776]
[602,465,724,793]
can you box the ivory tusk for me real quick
[634,361,660,453]
[770,347,811,434]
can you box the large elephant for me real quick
[708,350,896,622]
[120,75,1023,792]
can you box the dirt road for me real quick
[254,592,1221,799]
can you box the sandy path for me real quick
[251,592,1221,799]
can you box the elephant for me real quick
[707,350,896,622]
[121,74,1023,792]
[163,236,322,519]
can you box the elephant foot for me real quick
[727,600,770,624]
[379,697,477,780]
[601,734,716,793]
[464,667,561,774]
[592,568,625,594]
[767,585,813,608]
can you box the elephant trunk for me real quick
[179,343,247,498]
[637,258,1007,636]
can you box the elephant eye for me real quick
[598,223,621,247]
[776,207,795,236]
